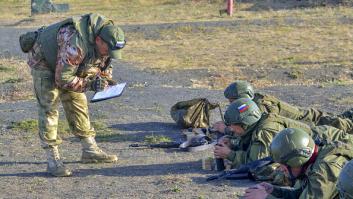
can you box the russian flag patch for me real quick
[238,104,249,113]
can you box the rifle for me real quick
[206,156,274,181]
[129,141,182,149]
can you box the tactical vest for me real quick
[38,13,113,71]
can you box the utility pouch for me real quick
[19,31,38,53]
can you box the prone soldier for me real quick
[244,128,353,199]
[213,81,353,134]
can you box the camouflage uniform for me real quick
[28,18,113,147]
[24,13,124,176]
[223,81,353,134]
[270,142,353,199]
[226,113,312,168]
[254,92,353,134]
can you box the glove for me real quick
[88,77,108,92]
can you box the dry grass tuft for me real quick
[0,58,33,102]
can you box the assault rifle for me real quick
[129,141,182,149]
[206,156,274,181]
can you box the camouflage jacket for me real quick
[253,93,325,125]
[31,13,114,92]
[226,113,312,168]
[270,141,353,199]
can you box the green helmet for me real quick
[270,128,315,167]
[224,98,262,128]
[337,160,353,199]
[224,81,255,100]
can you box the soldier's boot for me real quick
[45,146,72,177]
[80,137,118,163]
[340,108,353,121]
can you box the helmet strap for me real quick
[286,144,319,183]
[287,167,297,186]
[301,144,319,173]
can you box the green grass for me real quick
[8,119,114,134]
[144,135,172,144]
[9,119,38,132]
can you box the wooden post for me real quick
[227,0,233,16]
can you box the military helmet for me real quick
[337,160,353,199]
[270,128,315,168]
[224,81,255,100]
[224,98,262,128]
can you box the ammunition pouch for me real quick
[19,31,38,53]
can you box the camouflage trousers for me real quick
[31,69,95,147]
[273,101,353,134]
[318,116,353,134]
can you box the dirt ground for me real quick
[0,20,352,199]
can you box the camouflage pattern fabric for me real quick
[270,142,353,199]
[225,113,312,169]
[27,24,111,147]
[254,125,353,187]
[170,98,219,128]
[253,93,327,124]
[253,93,353,133]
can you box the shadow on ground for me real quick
[0,161,204,178]
[110,122,178,132]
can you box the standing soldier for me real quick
[20,13,125,177]
[244,128,353,199]
[213,80,353,134]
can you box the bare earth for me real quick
[0,21,352,199]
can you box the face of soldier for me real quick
[228,98,235,103]
[95,36,109,57]
[229,124,245,136]
[280,164,302,178]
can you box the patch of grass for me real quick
[0,58,33,102]
[144,135,172,144]
[4,78,24,84]
[125,18,353,88]
[286,69,304,79]
[92,120,127,142]
[3,1,353,27]
[171,185,181,193]
[328,95,353,105]
[8,119,71,135]
[9,119,38,133]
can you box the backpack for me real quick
[170,98,220,128]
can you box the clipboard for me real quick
[90,82,126,103]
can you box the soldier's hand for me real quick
[106,78,117,86]
[212,121,227,133]
[218,136,230,146]
[89,78,108,92]
[214,144,231,159]
[259,182,273,193]
[244,184,270,199]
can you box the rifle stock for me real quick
[206,156,273,181]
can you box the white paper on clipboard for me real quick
[90,82,126,103]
